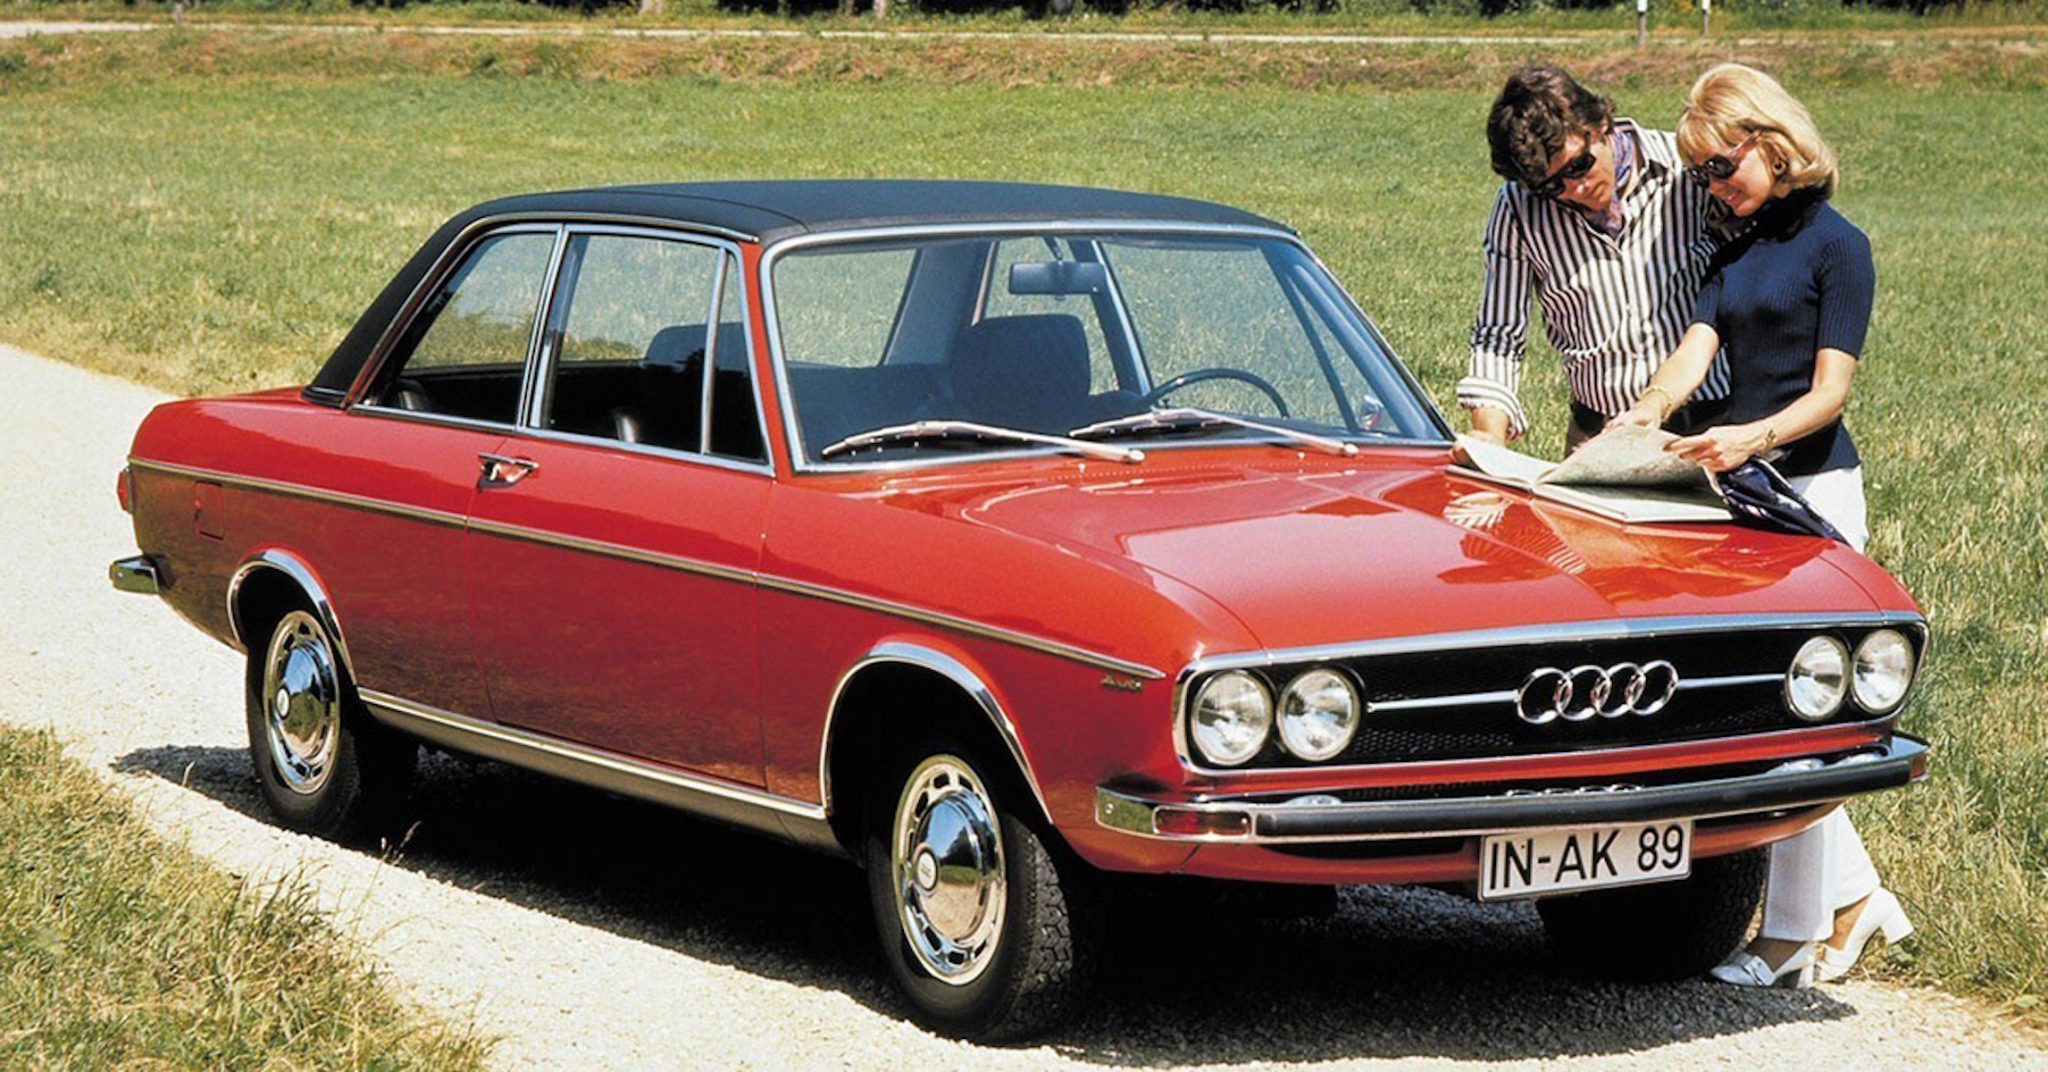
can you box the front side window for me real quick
[771,230,1442,465]
[371,231,556,424]
[539,233,727,454]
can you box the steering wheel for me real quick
[1137,368,1290,417]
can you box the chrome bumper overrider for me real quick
[109,555,160,595]
[1096,735,1929,844]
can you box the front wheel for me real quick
[245,605,415,843]
[1535,846,1767,981]
[864,745,1097,1041]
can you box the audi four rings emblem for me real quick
[1515,661,1679,724]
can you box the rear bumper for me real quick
[109,555,161,596]
[1096,734,1929,845]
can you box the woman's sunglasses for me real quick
[1529,149,1598,200]
[1686,132,1761,185]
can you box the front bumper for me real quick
[1096,734,1928,844]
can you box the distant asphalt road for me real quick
[0,17,1960,48]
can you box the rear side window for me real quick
[372,231,554,425]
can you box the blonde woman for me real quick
[1613,63,1912,987]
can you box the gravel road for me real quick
[3,340,2042,1070]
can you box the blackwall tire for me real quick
[864,741,1098,1041]
[244,605,415,843]
[1535,846,1768,981]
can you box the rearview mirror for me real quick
[1008,261,1108,296]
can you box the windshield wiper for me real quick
[819,420,1145,464]
[1069,407,1359,457]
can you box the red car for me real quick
[112,181,1929,1039]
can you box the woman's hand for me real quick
[1667,422,1772,472]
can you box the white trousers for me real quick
[1760,465,1882,942]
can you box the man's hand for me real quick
[1466,407,1512,447]
[1666,423,1771,472]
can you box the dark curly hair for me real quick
[1487,65,1616,187]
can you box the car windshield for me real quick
[769,230,1445,466]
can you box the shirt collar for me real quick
[1619,118,1679,180]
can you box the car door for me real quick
[465,229,774,786]
[319,226,558,719]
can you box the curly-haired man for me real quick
[1459,64,1731,451]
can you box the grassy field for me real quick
[0,727,494,1069]
[2,26,2044,1029]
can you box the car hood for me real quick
[891,453,1885,653]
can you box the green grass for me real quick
[2,27,2044,1028]
[0,727,494,1070]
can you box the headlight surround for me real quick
[1851,629,1915,714]
[1189,671,1273,767]
[1785,635,1850,721]
[1276,669,1361,762]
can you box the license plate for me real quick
[1478,820,1692,901]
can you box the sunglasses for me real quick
[1529,148,1598,200]
[1686,132,1761,185]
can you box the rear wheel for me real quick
[864,741,1097,1041]
[245,605,415,843]
[1535,846,1767,980]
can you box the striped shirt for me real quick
[1458,121,1730,438]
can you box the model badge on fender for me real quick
[1515,661,1679,725]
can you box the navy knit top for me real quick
[1691,189,1875,476]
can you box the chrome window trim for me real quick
[223,550,358,676]
[493,425,776,478]
[357,687,827,822]
[1168,612,1929,776]
[349,403,524,437]
[342,212,757,406]
[520,226,572,426]
[757,220,1449,475]
[127,457,1156,680]
[520,224,775,475]
[819,642,1055,824]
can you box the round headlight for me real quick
[1852,629,1915,713]
[1189,671,1272,768]
[1277,669,1361,762]
[1785,635,1849,721]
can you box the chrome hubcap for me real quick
[892,755,1005,986]
[262,610,341,795]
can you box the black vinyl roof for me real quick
[468,180,1290,244]
[308,181,1291,400]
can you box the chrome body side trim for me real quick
[754,574,1162,681]
[127,459,1158,680]
[756,221,1451,475]
[1171,612,1929,776]
[224,549,358,679]
[131,458,467,532]
[820,642,1055,825]
[1098,734,1929,844]
[108,555,160,595]
[358,688,832,838]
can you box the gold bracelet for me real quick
[1640,384,1677,420]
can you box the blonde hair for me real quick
[1678,63,1838,197]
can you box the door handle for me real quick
[478,452,540,488]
